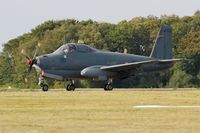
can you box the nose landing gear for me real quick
[39,76,49,92]
[41,84,49,92]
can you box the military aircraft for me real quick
[21,25,181,91]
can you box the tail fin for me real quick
[150,25,172,59]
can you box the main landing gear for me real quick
[38,76,113,92]
[104,79,113,91]
[66,80,75,91]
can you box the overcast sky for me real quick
[0,0,200,51]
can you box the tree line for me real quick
[0,11,200,89]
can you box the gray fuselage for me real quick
[36,44,172,80]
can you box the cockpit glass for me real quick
[54,44,76,54]
[67,44,76,52]
[53,43,97,54]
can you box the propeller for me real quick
[20,43,41,83]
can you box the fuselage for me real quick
[36,44,172,80]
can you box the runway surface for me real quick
[0,89,200,133]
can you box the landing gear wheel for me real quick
[42,84,49,92]
[104,84,113,91]
[66,85,70,91]
[66,84,75,91]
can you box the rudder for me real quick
[150,25,172,59]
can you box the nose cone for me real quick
[27,60,32,65]
[36,55,50,68]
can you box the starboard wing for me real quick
[100,59,183,73]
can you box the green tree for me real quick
[168,69,193,88]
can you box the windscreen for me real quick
[53,44,76,54]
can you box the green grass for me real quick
[0,89,200,133]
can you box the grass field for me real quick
[0,89,200,133]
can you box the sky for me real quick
[0,0,200,51]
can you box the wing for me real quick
[100,59,183,73]
[101,60,157,72]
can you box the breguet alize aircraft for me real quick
[21,25,181,91]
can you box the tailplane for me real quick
[150,25,172,59]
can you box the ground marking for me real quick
[133,105,200,109]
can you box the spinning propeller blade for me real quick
[20,49,30,60]
[20,42,41,83]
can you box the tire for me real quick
[70,84,75,91]
[42,84,49,92]
[66,84,75,91]
[107,84,113,91]
[104,84,108,91]
[66,85,70,91]
[104,84,113,91]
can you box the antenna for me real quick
[78,40,84,44]
[123,48,128,54]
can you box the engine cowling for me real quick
[81,66,115,81]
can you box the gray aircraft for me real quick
[21,25,181,91]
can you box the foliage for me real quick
[168,69,193,88]
[1,12,200,89]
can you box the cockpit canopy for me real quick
[53,43,97,54]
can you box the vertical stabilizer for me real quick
[150,25,172,59]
